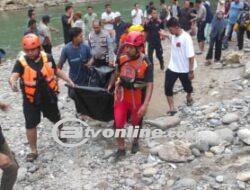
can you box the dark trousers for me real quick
[197,21,206,42]
[0,142,19,190]
[164,69,193,96]
[237,27,250,50]
[147,43,164,66]
[206,35,223,61]
[42,44,52,54]
[223,23,234,48]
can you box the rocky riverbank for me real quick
[0,38,250,189]
[0,0,99,11]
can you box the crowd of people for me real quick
[0,0,250,189]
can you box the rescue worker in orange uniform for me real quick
[9,34,74,162]
[113,31,154,161]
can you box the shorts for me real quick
[197,21,206,42]
[164,69,193,96]
[23,100,61,129]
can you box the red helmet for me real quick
[125,31,145,47]
[22,34,41,50]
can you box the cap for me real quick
[114,12,121,18]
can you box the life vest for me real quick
[19,51,59,103]
[118,54,148,89]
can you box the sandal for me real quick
[167,110,177,116]
[205,60,212,66]
[26,153,38,162]
[187,97,194,107]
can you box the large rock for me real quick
[244,61,250,79]
[95,181,110,190]
[145,116,181,130]
[157,141,192,163]
[222,113,239,124]
[215,128,234,143]
[236,171,250,182]
[210,145,225,155]
[17,167,27,182]
[238,129,250,145]
[143,168,158,177]
[150,145,164,155]
[222,51,244,64]
[172,178,197,190]
[216,175,224,183]
[195,131,221,147]
[134,184,150,190]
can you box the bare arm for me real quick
[189,56,194,71]
[107,67,119,91]
[68,13,74,24]
[85,57,94,68]
[0,153,11,169]
[49,26,59,33]
[102,19,113,25]
[9,73,20,92]
[188,56,195,80]
[57,62,63,70]
[138,82,153,118]
[55,69,75,87]
[159,29,171,39]
[143,83,153,106]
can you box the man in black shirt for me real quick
[27,8,36,27]
[144,8,165,70]
[9,34,74,162]
[61,3,74,44]
[0,103,19,190]
[179,0,193,31]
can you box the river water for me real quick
[0,0,217,59]
[0,0,153,59]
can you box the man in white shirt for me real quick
[131,3,144,25]
[101,3,115,40]
[72,12,86,38]
[39,15,59,54]
[160,17,196,115]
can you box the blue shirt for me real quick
[229,2,244,24]
[59,42,92,85]
[211,16,227,39]
[204,3,213,23]
[114,21,126,45]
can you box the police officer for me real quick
[88,20,114,66]
[144,8,165,70]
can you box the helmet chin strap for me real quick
[136,46,142,56]
[129,48,141,59]
[34,49,42,62]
